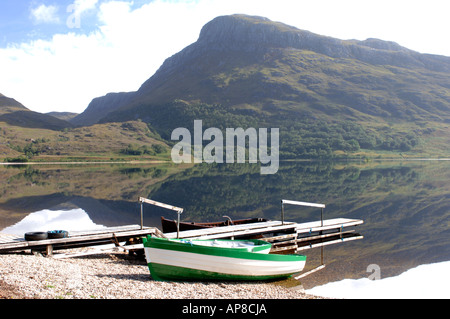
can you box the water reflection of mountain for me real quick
[0,163,177,229]
[0,161,449,286]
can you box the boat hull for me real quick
[143,237,306,281]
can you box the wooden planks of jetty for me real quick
[0,225,163,257]
[155,198,364,254]
[164,218,364,254]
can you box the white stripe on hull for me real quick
[145,247,305,277]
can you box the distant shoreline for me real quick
[0,160,170,166]
[1,157,449,166]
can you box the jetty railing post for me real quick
[140,200,144,230]
[176,210,183,239]
[321,207,324,227]
[138,197,184,236]
[281,200,285,225]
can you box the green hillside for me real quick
[0,92,171,162]
[0,120,170,162]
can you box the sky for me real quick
[1,0,450,114]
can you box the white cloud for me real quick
[73,0,99,15]
[1,0,210,113]
[1,0,450,114]
[30,4,60,24]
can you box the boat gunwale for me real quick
[143,236,306,262]
[169,237,272,253]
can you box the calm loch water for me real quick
[1,160,449,298]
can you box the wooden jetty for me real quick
[0,197,363,258]
[163,218,363,253]
[0,225,162,257]
[153,198,363,254]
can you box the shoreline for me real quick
[0,160,170,166]
[0,249,324,300]
[1,157,448,167]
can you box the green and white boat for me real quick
[142,236,306,281]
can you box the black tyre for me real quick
[47,230,69,239]
[24,232,48,241]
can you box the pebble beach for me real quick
[0,249,323,300]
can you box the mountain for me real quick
[70,92,135,126]
[46,111,78,122]
[0,93,28,112]
[0,93,74,131]
[0,92,171,162]
[74,15,450,158]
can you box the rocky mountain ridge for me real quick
[160,14,450,71]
